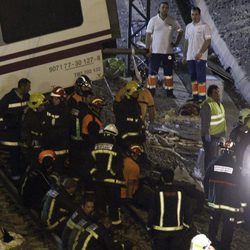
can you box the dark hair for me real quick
[18,78,30,88]
[161,168,174,183]
[160,1,169,7]
[207,85,219,97]
[191,6,201,15]
[82,195,95,206]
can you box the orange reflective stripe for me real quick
[192,81,198,94]
[198,83,206,96]
[147,75,157,88]
[82,114,103,134]
[163,76,173,90]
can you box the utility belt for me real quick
[103,178,125,186]
[0,140,20,147]
[153,225,184,232]
[54,149,69,156]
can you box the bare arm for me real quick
[195,39,211,60]
[173,30,183,47]
[145,32,152,57]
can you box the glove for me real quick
[148,122,155,133]
[205,135,211,142]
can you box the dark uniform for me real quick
[18,163,53,212]
[115,95,145,149]
[0,88,29,179]
[41,186,77,236]
[62,208,93,250]
[148,182,191,250]
[68,220,124,250]
[43,101,70,174]
[90,135,125,225]
[204,149,246,250]
[68,93,92,178]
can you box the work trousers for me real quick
[208,210,235,250]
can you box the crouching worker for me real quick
[68,216,130,250]
[41,177,78,237]
[62,196,95,250]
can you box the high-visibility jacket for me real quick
[149,184,191,232]
[68,221,123,250]
[90,137,124,185]
[203,152,247,213]
[202,97,226,136]
[42,102,70,152]
[41,187,77,233]
[0,88,29,144]
[62,209,92,250]
[68,93,91,141]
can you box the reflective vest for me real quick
[205,97,226,135]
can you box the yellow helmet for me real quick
[125,80,141,96]
[28,93,47,111]
[239,108,250,125]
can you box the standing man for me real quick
[145,1,183,98]
[0,78,31,182]
[200,85,226,171]
[183,6,212,103]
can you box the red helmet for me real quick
[51,86,67,100]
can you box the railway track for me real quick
[0,168,57,250]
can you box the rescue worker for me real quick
[0,78,31,181]
[190,234,215,250]
[200,85,226,171]
[148,168,192,250]
[121,144,143,201]
[203,140,246,250]
[114,81,145,149]
[81,96,105,152]
[43,86,70,174]
[114,81,156,127]
[68,216,126,250]
[18,150,56,212]
[89,124,125,226]
[67,75,94,178]
[62,196,95,250]
[41,177,78,236]
[21,93,47,167]
[230,108,250,231]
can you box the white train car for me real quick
[0,0,117,97]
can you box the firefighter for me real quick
[148,168,192,250]
[67,75,94,178]
[21,93,47,168]
[200,84,226,171]
[114,81,145,149]
[190,234,215,250]
[89,123,125,226]
[62,196,95,250]
[18,150,56,212]
[81,96,105,152]
[43,86,70,175]
[0,78,31,181]
[114,81,155,126]
[68,216,126,250]
[203,140,246,250]
[121,144,143,201]
[41,177,78,236]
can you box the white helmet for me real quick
[103,124,118,136]
[190,234,211,250]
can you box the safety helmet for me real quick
[38,150,56,164]
[125,80,141,96]
[103,124,118,136]
[75,75,92,96]
[90,96,106,108]
[190,234,211,250]
[239,108,250,125]
[129,144,144,155]
[50,86,67,100]
[28,93,47,111]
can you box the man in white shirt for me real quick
[183,7,211,103]
[145,1,183,98]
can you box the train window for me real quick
[0,0,83,44]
